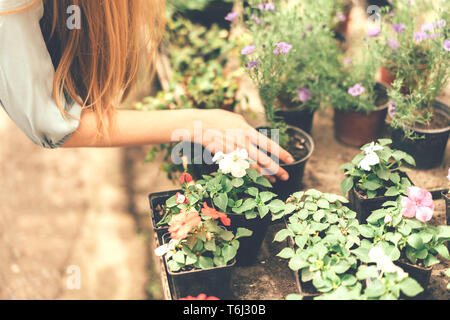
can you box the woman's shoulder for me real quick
[0,0,41,15]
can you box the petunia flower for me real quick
[180,172,193,185]
[400,186,434,222]
[421,23,434,32]
[168,209,201,241]
[368,29,381,37]
[175,192,189,204]
[179,294,220,300]
[297,88,311,102]
[348,83,365,96]
[225,11,238,22]
[241,45,256,55]
[213,149,250,178]
[201,202,231,226]
[359,142,383,171]
[273,42,292,55]
[392,23,404,33]
[436,19,446,28]
[444,39,450,52]
[368,247,408,279]
[384,214,392,224]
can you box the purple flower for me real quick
[421,23,434,32]
[413,31,428,43]
[273,42,292,55]
[368,29,381,37]
[392,23,404,33]
[444,39,450,52]
[387,38,399,50]
[258,2,275,11]
[436,20,446,28]
[246,59,260,69]
[251,14,261,25]
[388,101,397,117]
[241,45,256,55]
[344,57,352,66]
[297,88,311,102]
[337,12,346,22]
[348,84,365,97]
[225,11,238,22]
[430,33,441,39]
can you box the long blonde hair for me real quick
[42,0,165,134]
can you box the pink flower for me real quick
[447,168,450,181]
[392,23,405,33]
[297,88,311,102]
[225,11,238,22]
[337,12,346,22]
[444,39,450,52]
[368,29,381,37]
[180,172,193,185]
[241,45,256,55]
[348,83,365,96]
[273,42,292,55]
[400,186,434,222]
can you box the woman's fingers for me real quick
[248,127,295,165]
[245,142,290,181]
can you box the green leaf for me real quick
[256,176,272,188]
[376,166,391,181]
[361,179,382,191]
[304,202,318,211]
[173,251,185,265]
[233,198,257,214]
[359,225,375,238]
[277,247,295,259]
[317,199,330,209]
[356,265,379,280]
[384,186,400,197]
[258,205,270,219]
[399,277,423,297]
[274,229,294,242]
[222,245,237,264]
[407,233,424,250]
[285,294,303,300]
[235,227,253,240]
[340,177,354,196]
[204,240,216,252]
[259,191,277,203]
[389,173,400,184]
[434,244,450,260]
[268,199,286,213]
[198,256,214,269]
[288,255,308,271]
[313,210,325,222]
[167,259,181,272]
[213,192,228,212]
[294,235,308,249]
[231,177,244,188]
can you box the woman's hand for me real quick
[193,109,295,183]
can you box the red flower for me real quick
[179,294,220,300]
[201,202,231,226]
[180,173,193,185]
[175,192,189,204]
[169,209,201,241]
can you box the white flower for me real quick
[359,142,382,171]
[384,214,392,224]
[154,244,169,257]
[214,148,250,178]
[363,142,383,154]
[369,247,385,263]
[359,152,380,171]
[369,247,408,279]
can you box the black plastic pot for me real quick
[275,108,316,134]
[228,213,271,266]
[257,126,315,202]
[348,173,414,224]
[395,259,432,298]
[391,100,450,170]
[162,233,235,300]
[180,0,234,29]
[443,192,450,226]
[149,190,182,246]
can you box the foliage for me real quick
[370,0,450,137]
[359,200,450,268]
[340,139,415,198]
[165,219,252,272]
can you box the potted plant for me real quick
[443,168,450,226]
[241,2,315,200]
[155,202,252,299]
[274,189,361,299]
[197,148,290,265]
[371,2,450,168]
[242,0,343,134]
[357,190,450,292]
[340,139,415,223]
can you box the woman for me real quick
[0,0,293,182]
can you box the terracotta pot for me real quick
[379,66,395,87]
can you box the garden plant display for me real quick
[356,189,450,290]
[340,139,415,223]
[274,189,425,300]
[370,0,450,168]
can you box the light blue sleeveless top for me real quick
[0,0,81,148]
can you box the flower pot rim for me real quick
[149,189,182,231]
[162,233,236,276]
[441,191,450,199]
[399,99,450,134]
[257,125,315,166]
[396,258,433,271]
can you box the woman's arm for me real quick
[63,108,294,181]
